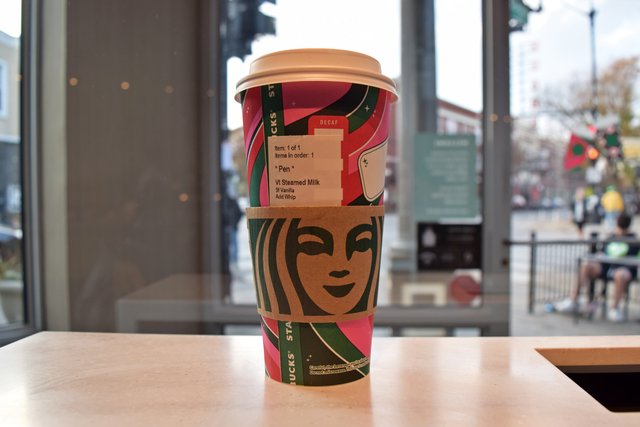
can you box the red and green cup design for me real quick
[247,206,383,386]
[240,81,393,207]
[237,54,394,385]
[260,315,374,386]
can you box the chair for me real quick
[585,277,635,321]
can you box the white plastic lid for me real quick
[234,48,398,102]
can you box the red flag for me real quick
[564,133,589,170]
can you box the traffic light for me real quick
[226,0,276,60]
[587,146,599,165]
[509,0,542,32]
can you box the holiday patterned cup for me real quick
[236,49,397,386]
[247,206,383,385]
[236,49,397,208]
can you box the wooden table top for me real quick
[1,332,640,426]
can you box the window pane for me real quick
[227,0,484,311]
[42,0,497,336]
[509,1,640,334]
[408,0,483,308]
[29,1,639,337]
[0,0,23,328]
[225,1,402,311]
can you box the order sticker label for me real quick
[267,135,343,206]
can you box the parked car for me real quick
[0,224,22,243]
[512,194,527,209]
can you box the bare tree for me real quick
[540,56,640,135]
[597,56,639,136]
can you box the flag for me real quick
[564,133,590,170]
[605,131,620,148]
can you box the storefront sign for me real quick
[417,223,482,271]
[413,133,479,222]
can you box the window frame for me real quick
[1,0,512,341]
[0,0,43,347]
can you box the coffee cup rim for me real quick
[234,48,398,102]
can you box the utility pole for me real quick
[393,0,437,271]
[563,1,598,120]
[588,5,598,120]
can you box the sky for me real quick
[227,0,640,130]
[511,0,640,120]
[226,0,403,129]
[227,0,483,129]
[1,0,638,130]
[0,0,20,37]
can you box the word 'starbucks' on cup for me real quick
[236,49,397,386]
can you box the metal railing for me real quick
[508,233,640,314]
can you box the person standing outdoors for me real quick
[572,187,587,237]
[601,185,624,230]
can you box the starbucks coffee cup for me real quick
[236,48,397,208]
[236,49,396,386]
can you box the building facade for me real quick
[0,31,20,226]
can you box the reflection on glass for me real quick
[226,0,484,310]
[509,2,640,332]
[225,0,402,310]
[10,0,633,337]
[0,0,23,327]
